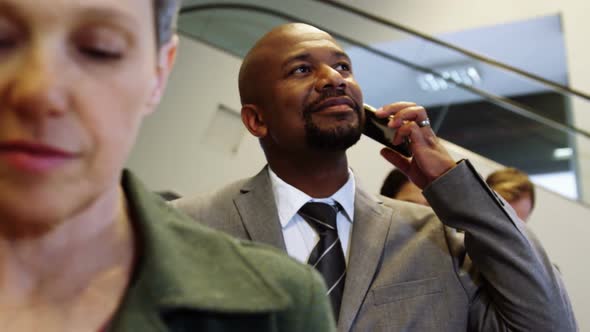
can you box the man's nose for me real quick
[315,65,346,91]
[3,46,68,118]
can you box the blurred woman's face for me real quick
[395,181,429,207]
[0,0,169,235]
[509,195,533,222]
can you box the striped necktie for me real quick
[299,202,346,320]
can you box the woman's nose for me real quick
[3,45,67,118]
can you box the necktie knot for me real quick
[298,202,339,233]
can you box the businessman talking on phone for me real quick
[174,22,577,332]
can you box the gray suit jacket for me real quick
[174,160,576,331]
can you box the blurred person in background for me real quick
[486,167,535,222]
[380,168,428,206]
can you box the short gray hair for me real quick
[153,0,182,48]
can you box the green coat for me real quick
[108,171,335,331]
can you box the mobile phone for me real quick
[363,104,412,157]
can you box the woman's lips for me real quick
[0,141,76,172]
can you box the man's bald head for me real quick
[237,22,363,156]
[238,23,335,105]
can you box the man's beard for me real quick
[303,91,363,151]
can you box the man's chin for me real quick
[305,127,362,151]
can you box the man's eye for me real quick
[291,65,311,75]
[0,31,21,52]
[335,63,351,72]
[0,18,23,54]
[0,37,16,50]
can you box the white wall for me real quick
[129,35,590,329]
[127,37,266,195]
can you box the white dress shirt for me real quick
[268,167,355,265]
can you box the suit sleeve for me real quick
[423,160,577,331]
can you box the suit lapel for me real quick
[233,167,287,251]
[339,187,392,332]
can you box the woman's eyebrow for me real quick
[74,6,140,31]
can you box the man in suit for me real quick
[0,1,335,330]
[174,23,576,331]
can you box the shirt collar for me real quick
[268,167,356,228]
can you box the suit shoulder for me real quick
[376,195,461,248]
[171,178,249,214]
[380,195,436,222]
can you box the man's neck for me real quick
[268,150,350,198]
[0,185,135,329]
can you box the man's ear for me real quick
[147,35,179,112]
[241,104,268,138]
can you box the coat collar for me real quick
[109,170,291,330]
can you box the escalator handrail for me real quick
[316,0,590,103]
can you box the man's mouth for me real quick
[310,96,358,114]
